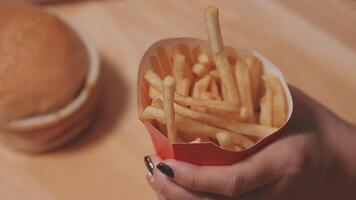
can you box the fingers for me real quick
[148,155,216,200]
[235,183,278,200]
[159,146,283,198]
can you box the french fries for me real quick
[204,5,240,104]
[235,60,256,123]
[148,84,239,112]
[193,63,209,77]
[163,76,178,142]
[245,56,263,108]
[142,106,254,149]
[259,86,273,126]
[263,74,287,127]
[216,132,237,151]
[141,5,289,152]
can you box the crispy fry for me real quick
[173,45,194,81]
[172,51,185,80]
[176,94,238,112]
[171,51,192,96]
[198,53,212,67]
[245,56,263,108]
[148,86,162,100]
[209,79,222,100]
[192,75,211,97]
[163,76,178,142]
[235,60,256,123]
[149,56,164,78]
[190,137,210,143]
[190,138,202,144]
[156,47,171,76]
[174,103,276,138]
[259,86,273,126]
[216,132,235,151]
[142,106,254,148]
[263,74,287,127]
[177,78,191,96]
[144,69,162,90]
[239,106,248,122]
[205,5,239,104]
[193,63,209,77]
[148,84,237,113]
[151,98,163,109]
[234,145,242,151]
[192,46,202,64]
[209,70,220,80]
[201,92,215,100]
[151,99,167,135]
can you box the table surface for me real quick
[1,0,356,199]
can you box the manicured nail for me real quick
[157,162,175,178]
[144,156,154,174]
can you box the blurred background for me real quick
[0,0,355,199]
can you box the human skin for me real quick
[144,87,356,200]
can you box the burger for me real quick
[0,3,100,153]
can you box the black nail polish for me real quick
[157,162,175,178]
[144,156,154,174]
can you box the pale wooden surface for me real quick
[1,0,356,199]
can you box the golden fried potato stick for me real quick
[192,46,202,64]
[144,69,162,90]
[209,70,220,80]
[176,94,238,113]
[163,76,178,142]
[174,103,276,138]
[156,47,171,76]
[192,75,211,112]
[198,53,212,66]
[151,98,163,109]
[190,137,211,144]
[216,132,237,151]
[172,51,185,81]
[142,106,254,148]
[177,78,191,97]
[209,79,222,100]
[171,51,192,96]
[245,56,263,108]
[192,75,211,98]
[149,85,238,113]
[263,74,287,127]
[172,46,194,81]
[193,63,209,77]
[235,60,256,123]
[149,56,165,78]
[145,70,238,112]
[234,146,242,151]
[151,98,167,135]
[239,106,248,122]
[259,86,273,126]
[149,87,276,138]
[201,92,215,100]
[204,5,239,104]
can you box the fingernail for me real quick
[157,162,175,178]
[144,156,154,174]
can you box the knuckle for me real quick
[286,155,307,177]
[223,173,244,197]
[186,174,199,189]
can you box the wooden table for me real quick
[1,0,356,199]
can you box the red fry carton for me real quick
[138,37,293,166]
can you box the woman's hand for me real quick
[144,87,356,200]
